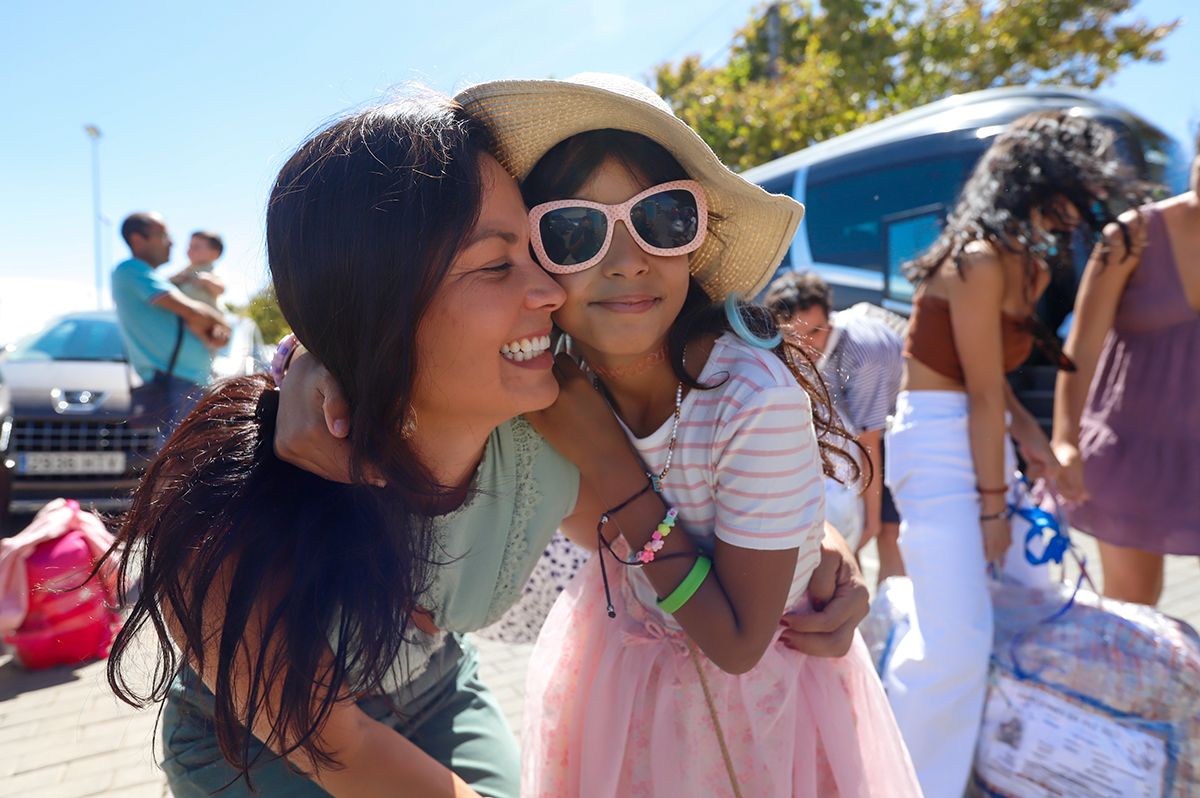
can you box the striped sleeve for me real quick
[711,384,826,552]
[840,315,904,433]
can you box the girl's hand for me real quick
[1051,439,1089,502]
[981,517,1012,565]
[525,353,635,474]
[781,526,869,657]
[275,349,365,484]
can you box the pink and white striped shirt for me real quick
[622,334,826,618]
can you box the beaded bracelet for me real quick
[657,555,712,614]
[269,333,300,388]
[596,479,691,617]
[625,508,679,565]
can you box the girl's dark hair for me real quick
[906,110,1152,293]
[522,129,859,483]
[104,95,495,784]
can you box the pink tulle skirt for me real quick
[522,557,921,798]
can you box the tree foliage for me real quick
[226,286,289,345]
[653,0,1177,170]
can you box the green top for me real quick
[333,415,579,693]
[426,415,578,631]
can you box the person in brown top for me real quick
[880,111,1149,798]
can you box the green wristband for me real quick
[656,555,712,614]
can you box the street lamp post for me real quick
[84,125,104,310]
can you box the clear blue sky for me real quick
[1,0,1196,342]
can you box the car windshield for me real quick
[8,317,126,362]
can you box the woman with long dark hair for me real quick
[882,110,1147,798]
[104,96,668,798]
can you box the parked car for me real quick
[0,310,267,520]
[741,85,1191,431]
[0,311,154,518]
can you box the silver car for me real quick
[0,310,266,520]
[0,311,156,518]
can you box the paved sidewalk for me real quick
[1,533,1195,797]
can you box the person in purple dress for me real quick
[1053,132,1200,606]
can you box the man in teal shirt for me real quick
[112,212,230,441]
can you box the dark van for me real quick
[743,86,1191,428]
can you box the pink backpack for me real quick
[0,500,121,669]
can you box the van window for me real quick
[1098,117,1189,197]
[884,207,944,302]
[1132,122,1191,194]
[805,156,974,272]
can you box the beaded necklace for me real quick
[649,380,683,493]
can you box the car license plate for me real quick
[16,451,128,475]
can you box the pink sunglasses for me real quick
[528,179,709,274]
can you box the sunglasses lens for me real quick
[630,189,701,250]
[538,208,608,268]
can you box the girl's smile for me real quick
[589,294,662,313]
[548,158,691,365]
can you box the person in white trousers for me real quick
[881,110,1146,797]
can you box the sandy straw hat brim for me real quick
[455,74,803,300]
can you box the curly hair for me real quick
[905,110,1154,295]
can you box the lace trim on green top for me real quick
[482,415,542,625]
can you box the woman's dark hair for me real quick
[522,129,860,483]
[103,95,495,784]
[905,110,1152,294]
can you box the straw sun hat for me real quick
[455,73,803,301]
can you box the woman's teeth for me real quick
[501,334,551,362]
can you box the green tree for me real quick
[654,0,1177,171]
[226,286,290,345]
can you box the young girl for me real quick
[458,73,919,798]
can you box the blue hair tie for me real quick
[724,294,783,350]
[1030,239,1059,258]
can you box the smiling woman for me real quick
[98,93,661,798]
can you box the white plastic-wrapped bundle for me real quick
[863,479,1200,795]
[975,578,1200,797]
[864,576,1200,797]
